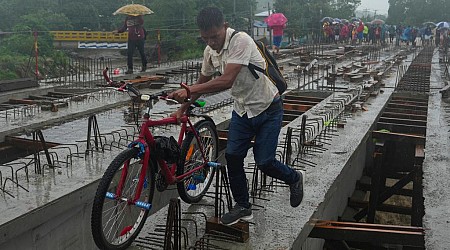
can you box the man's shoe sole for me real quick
[220,214,253,226]
[290,171,304,208]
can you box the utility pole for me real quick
[268,2,272,47]
[363,8,369,19]
[249,1,254,38]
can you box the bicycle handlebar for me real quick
[102,67,113,84]
[102,67,191,103]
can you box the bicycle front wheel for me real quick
[91,147,155,250]
[177,119,218,203]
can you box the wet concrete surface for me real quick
[422,51,450,249]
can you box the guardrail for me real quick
[50,31,128,42]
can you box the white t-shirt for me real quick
[201,28,279,118]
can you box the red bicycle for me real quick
[91,69,219,250]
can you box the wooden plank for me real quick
[415,144,425,159]
[0,78,38,92]
[387,103,428,112]
[348,198,412,215]
[283,95,324,103]
[372,131,426,145]
[384,107,427,116]
[310,220,424,247]
[376,122,426,136]
[379,117,427,127]
[381,111,427,121]
[8,99,37,105]
[283,99,321,106]
[5,136,59,151]
[283,103,314,112]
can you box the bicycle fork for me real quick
[105,147,153,211]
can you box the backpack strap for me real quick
[248,63,264,79]
[230,30,239,40]
[229,31,266,80]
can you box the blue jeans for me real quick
[225,98,299,208]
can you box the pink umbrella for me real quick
[265,13,288,27]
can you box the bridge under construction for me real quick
[0,42,449,250]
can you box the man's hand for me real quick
[168,88,189,103]
[170,108,185,123]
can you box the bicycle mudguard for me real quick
[191,115,216,126]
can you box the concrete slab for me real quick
[422,50,450,249]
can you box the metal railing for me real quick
[50,31,128,42]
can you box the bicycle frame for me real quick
[116,102,209,204]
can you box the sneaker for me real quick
[289,171,304,207]
[220,204,253,225]
[125,69,133,74]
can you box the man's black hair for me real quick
[197,7,224,31]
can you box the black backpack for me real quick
[230,31,287,95]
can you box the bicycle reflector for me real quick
[141,94,151,101]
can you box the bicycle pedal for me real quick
[135,201,152,210]
[105,192,117,200]
[187,184,197,191]
[192,173,205,182]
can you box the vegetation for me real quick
[0,0,448,80]
[387,0,450,25]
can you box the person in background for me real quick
[389,25,396,44]
[271,23,286,54]
[339,23,349,44]
[113,15,147,74]
[363,24,369,43]
[356,21,364,44]
[168,6,303,226]
[423,26,432,46]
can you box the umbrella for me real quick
[371,19,385,25]
[341,19,349,24]
[320,17,333,23]
[265,13,288,27]
[351,17,361,22]
[333,18,342,23]
[423,21,436,27]
[437,21,450,29]
[113,4,154,16]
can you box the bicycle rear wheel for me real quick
[91,147,155,250]
[177,119,218,203]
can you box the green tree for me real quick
[388,0,450,25]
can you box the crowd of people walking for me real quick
[320,19,449,50]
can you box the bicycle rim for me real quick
[178,120,218,203]
[91,148,155,250]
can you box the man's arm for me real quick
[190,63,242,94]
[176,73,213,113]
[169,63,242,102]
[115,17,128,33]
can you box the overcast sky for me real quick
[357,0,389,14]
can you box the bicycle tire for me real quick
[177,119,218,203]
[91,147,155,250]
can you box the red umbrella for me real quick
[265,13,288,27]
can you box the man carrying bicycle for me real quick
[169,6,303,225]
